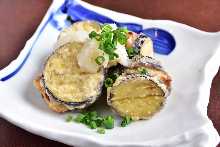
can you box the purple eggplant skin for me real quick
[41,78,104,109]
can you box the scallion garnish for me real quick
[138,67,148,75]
[65,114,74,122]
[97,127,105,134]
[103,116,114,129]
[89,31,98,39]
[89,121,97,129]
[74,113,85,123]
[89,24,128,61]
[104,78,113,88]
[101,24,113,32]
[66,111,115,134]
[126,47,139,58]
[95,56,105,65]
[108,73,119,82]
[121,116,132,127]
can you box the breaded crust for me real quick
[33,76,69,113]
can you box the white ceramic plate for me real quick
[0,0,220,146]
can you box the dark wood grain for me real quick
[0,0,219,146]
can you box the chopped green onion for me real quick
[65,114,74,122]
[89,121,97,129]
[117,35,127,45]
[126,47,139,58]
[101,24,113,32]
[104,78,113,88]
[126,47,135,58]
[109,73,119,82]
[67,111,115,134]
[88,24,128,61]
[89,31,98,39]
[113,27,128,45]
[95,56,105,65]
[89,111,98,120]
[103,116,114,129]
[97,128,105,134]
[95,116,104,127]
[74,113,85,123]
[117,27,128,33]
[121,116,132,127]
[138,67,148,75]
[116,32,127,45]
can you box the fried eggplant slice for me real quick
[34,42,105,112]
[107,56,171,120]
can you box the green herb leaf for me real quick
[95,56,105,65]
[104,78,113,88]
[103,116,114,129]
[97,127,105,134]
[121,116,132,127]
[65,114,74,122]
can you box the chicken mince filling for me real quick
[43,42,104,103]
[110,79,165,120]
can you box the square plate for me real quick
[0,0,220,146]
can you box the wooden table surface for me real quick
[0,0,219,146]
